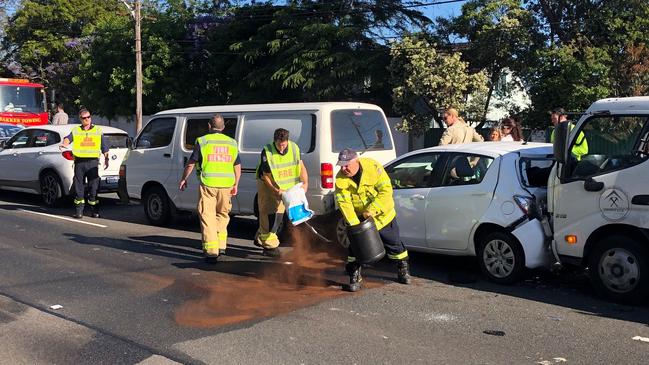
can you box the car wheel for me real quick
[478,231,525,284]
[143,185,172,226]
[335,213,350,248]
[40,171,64,207]
[588,235,648,303]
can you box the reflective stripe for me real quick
[201,139,237,147]
[259,232,279,241]
[347,256,356,263]
[87,200,98,206]
[203,241,219,250]
[74,198,85,205]
[387,250,409,260]
[202,172,236,178]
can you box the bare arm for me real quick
[299,160,308,192]
[231,164,241,195]
[262,172,281,196]
[179,162,195,190]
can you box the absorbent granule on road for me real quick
[173,224,382,328]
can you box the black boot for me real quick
[396,260,412,285]
[343,262,362,292]
[90,204,100,218]
[73,204,84,219]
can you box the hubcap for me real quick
[336,218,350,248]
[483,239,515,278]
[598,248,639,293]
[41,175,59,205]
[148,194,162,219]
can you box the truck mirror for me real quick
[553,121,569,164]
[126,136,133,149]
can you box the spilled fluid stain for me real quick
[174,224,382,328]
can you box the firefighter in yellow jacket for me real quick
[255,128,308,257]
[335,148,411,292]
[179,114,241,264]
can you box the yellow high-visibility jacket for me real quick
[335,157,396,230]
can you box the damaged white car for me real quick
[383,142,554,283]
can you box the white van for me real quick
[120,102,397,226]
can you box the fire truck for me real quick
[0,78,48,126]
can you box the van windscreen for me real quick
[331,109,392,152]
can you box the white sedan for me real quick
[385,142,554,283]
[0,124,130,206]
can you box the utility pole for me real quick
[134,0,142,133]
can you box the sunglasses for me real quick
[81,115,91,120]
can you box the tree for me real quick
[388,36,488,136]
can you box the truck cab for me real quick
[550,96,649,302]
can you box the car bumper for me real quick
[511,218,552,269]
[98,175,120,193]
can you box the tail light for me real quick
[513,195,540,219]
[119,165,126,178]
[321,163,334,189]
[61,150,74,161]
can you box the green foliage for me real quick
[389,36,488,136]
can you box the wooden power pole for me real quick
[134,0,143,133]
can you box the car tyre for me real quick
[478,231,525,284]
[588,235,648,304]
[40,171,64,207]
[143,185,172,226]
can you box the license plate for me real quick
[105,176,119,184]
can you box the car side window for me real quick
[32,129,61,147]
[184,117,238,150]
[135,118,176,149]
[385,153,440,189]
[441,154,494,186]
[5,130,31,149]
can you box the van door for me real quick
[127,117,176,199]
[552,114,649,258]
[176,115,239,212]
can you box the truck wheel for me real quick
[478,231,525,284]
[143,185,172,226]
[588,235,649,303]
[40,171,64,207]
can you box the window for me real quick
[104,134,130,149]
[441,154,494,186]
[520,157,554,187]
[5,130,31,149]
[569,115,649,178]
[184,117,238,150]
[385,153,440,189]
[0,125,23,138]
[241,113,314,152]
[31,129,60,147]
[331,109,392,152]
[135,118,175,149]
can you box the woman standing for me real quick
[500,118,523,142]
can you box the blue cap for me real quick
[336,148,358,166]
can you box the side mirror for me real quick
[126,137,133,149]
[553,121,569,165]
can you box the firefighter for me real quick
[60,108,109,219]
[335,148,411,292]
[179,114,241,264]
[255,128,308,257]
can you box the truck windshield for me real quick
[0,85,45,113]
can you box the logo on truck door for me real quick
[599,188,629,221]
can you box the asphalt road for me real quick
[0,191,648,365]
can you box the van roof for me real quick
[585,96,649,115]
[154,102,384,116]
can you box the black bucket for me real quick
[347,218,385,264]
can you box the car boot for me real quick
[343,262,362,292]
[396,259,412,285]
[73,205,84,219]
[90,205,100,218]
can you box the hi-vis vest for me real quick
[198,133,238,188]
[256,141,301,190]
[72,126,102,158]
[551,122,589,161]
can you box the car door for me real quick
[175,116,239,211]
[426,153,497,251]
[21,129,62,185]
[0,129,33,186]
[385,152,444,248]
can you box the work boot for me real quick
[396,260,412,285]
[219,249,227,256]
[73,205,84,219]
[90,205,100,218]
[343,263,362,292]
[262,248,281,258]
[205,255,219,264]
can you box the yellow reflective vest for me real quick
[72,125,102,158]
[551,122,589,161]
[256,141,301,190]
[335,157,396,230]
[198,133,238,188]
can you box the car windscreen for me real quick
[105,133,129,148]
[519,157,554,187]
[0,125,23,138]
[331,109,392,152]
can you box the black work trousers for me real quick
[73,158,100,205]
[347,218,408,263]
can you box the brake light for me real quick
[119,165,126,178]
[321,163,334,189]
[513,195,540,219]
[61,150,74,161]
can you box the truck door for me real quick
[551,114,649,259]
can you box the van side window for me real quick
[135,118,175,149]
[185,117,238,150]
[241,113,315,152]
[331,109,393,152]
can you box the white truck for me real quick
[549,96,649,302]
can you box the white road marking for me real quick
[18,209,107,228]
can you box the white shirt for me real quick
[501,134,514,141]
